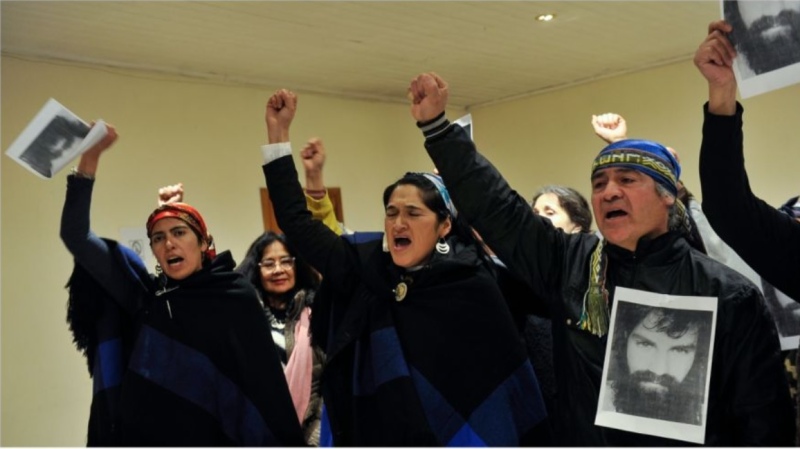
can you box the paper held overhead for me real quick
[4,98,107,179]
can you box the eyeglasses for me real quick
[258,256,295,272]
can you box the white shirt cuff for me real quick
[261,142,292,165]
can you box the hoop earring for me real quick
[382,234,389,253]
[435,237,450,254]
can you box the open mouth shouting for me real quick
[605,209,628,221]
[393,235,412,251]
[166,256,184,267]
[160,253,194,279]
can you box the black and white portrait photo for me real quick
[4,98,109,179]
[604,303,712,424]
[725,0,800,77]
[596,288,717,444]
[722,0,800,97]
[19,115,89,178]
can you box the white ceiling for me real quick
[1,1,722,109]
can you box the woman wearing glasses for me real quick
[237,232,324,446]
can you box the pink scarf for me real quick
[284,306,313,424]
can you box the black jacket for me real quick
[699,102,800,302]
[424,121,794,446]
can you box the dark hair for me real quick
[724,0,800,75]
[20,116,90,177]
[608,303,712,385]
[724,0,747,48]
[236,231,319,306]
[382,173,490,264]
[531,185,593,233]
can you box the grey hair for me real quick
[655,183,680,230]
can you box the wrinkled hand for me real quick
[591,113,627,144]
[694,20,736,88]
[408,72,448,123]
[265,89,297,143]
[158,183,184,206]
[300,138,326,175]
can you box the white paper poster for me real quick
[722,0,800,98]
[595,287,718,444]
[4,98,107,179]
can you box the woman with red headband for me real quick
[60,124,303,446]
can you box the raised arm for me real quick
[408,72,577,303]
[157,183,184,206]
[696,20,800,299]
[301,137,343,235]
[261,90,351,280]
[591,113,628,144]
[695,20,737,116]
[60,124,142,313]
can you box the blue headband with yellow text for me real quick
[591,139,680,197]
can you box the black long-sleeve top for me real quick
[700,102,800,301]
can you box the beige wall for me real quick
[470,59,800,215]
[2,54,799,446]
[0,55,463,446]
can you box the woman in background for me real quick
[517,184,592,431]
[237,232,325,446]
[531,185,592,234]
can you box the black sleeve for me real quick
[423,122,570,311]
[60,175,141,315]
[263,156,357,296]
[699,103,800,300]
[227,293,305,446]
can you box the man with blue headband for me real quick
[409,71,793,445]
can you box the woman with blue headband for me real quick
[257,89,550,446]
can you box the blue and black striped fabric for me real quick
[67,241,304,446]
[316,238,550,446]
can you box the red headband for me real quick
[146,203,216,260]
